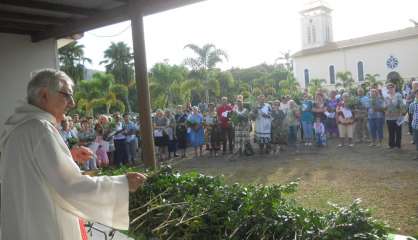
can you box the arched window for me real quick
[357,61,364,82]
[307,26,312,44]
[304,69,310,87]
[312,25,316,43]
[326,25,330,41]
[329,65,335,84]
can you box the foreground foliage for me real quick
[100,166,390,240]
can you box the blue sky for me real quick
[79,0,418,71]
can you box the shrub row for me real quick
[99,166,390,240]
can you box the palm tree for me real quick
[100,42,134,112]
[183,43,228,103]
[58,41,91,84]
[149,63,190,109]
[278,74,300,97]
[100,42,134,84]
[364,73,383,89]
[275,50,293,71]
[74,73,126,115]
[308,78,326,96]
[336,71,355,91]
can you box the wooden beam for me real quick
[0,10,69,25]
[140,0,206,16]
[0,27,35,35]
[31,5,129,42]
[0,0,96,16]
[130,0,157,169]
[0,21,50,31]
[31,0,206,42]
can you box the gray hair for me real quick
[27,68,74,105]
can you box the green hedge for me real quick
[99,166,390,240]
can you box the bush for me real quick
[100,166,390,240]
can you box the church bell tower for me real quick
[300,0,334,49]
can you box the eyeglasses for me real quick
[57,91,74,101]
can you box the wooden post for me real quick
[129,0,157,170]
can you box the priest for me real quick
[0,69,146,240]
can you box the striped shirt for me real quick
[409,101,418,130]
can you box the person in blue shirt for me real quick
[123,113,139,165]
[300,93,314,146]
[367,88,385,147]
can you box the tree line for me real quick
[59,41,386,116]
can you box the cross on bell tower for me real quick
[300,0,334,49]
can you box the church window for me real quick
[307,26,312,43]
[304,69,310,86]
[329,65,335,84]
[326,25,330,41]
[357,61,364,82]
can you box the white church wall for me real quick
[0,33,57,133]
[294,50,345,89]
[294,37,418,89]
[344,37,418,82]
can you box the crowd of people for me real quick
[59,77,418,168]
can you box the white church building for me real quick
[292,0,418,89]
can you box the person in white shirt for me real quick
[0,69,146,240]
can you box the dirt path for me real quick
[170,131,418,235]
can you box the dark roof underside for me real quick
[0,0,205,42]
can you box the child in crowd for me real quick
[94,123,109,168]
[313,117,326,147]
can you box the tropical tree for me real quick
[364,73,383,89]
[275,50,293,71]
[278,74,301,98]
[58,41,91,84]
[74,73,126,115]
[100,41,134,112]
[100,42,134,84]
[149,63,191,109]
[183,43,228,103]
[336,71,355,91]
[308,78,326,96]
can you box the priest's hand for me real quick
[126,172,147,192]
[70,146,93,163]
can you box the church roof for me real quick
[301,0,332,14]
[292,26,418,58]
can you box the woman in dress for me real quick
[271,100,287,153]
[233,98,251,156]
[336,93,355,147]
[205,103,221,156]
[286,100,300,150]
[153,109,169,162]
[252,95,272,154]
[187,106,205,158]
[165,109,178,159]
[325,90,339,138]
[175,106,189,158]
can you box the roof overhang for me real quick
[0,0,206,42]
